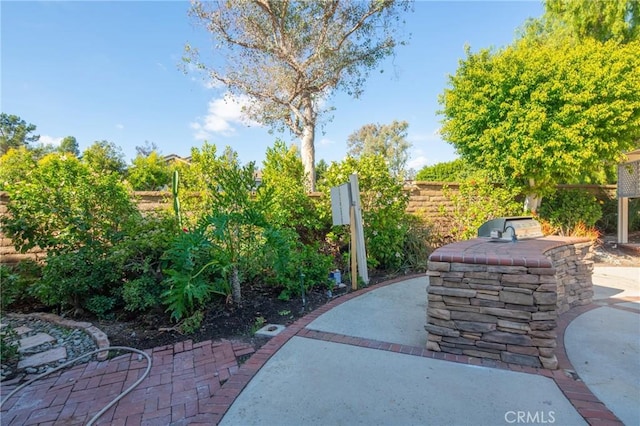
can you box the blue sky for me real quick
[2,1,545,170]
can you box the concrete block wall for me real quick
[0,183,614,264]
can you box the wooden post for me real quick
[350,205,358,290]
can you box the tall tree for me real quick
[82,140,127,175]
[184,0,411,191]
[544,0,639,43]
[439,38,640,211]
[59,136,80,156]
[0,113,40,155]
[135,140,159,157]
[347,120,411,179]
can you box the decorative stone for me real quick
[470,299,505,308]
[501,352,541,368]
[479,307,531,320]
[538,347,555,357]
[502,274,539,284]
[450,263,488,272]
[18,347,67,369]
[529,330,557,339]
[532,338,557,348]
[424,324,459,338]
[429,287,476,298]
[454,321,496,333]
[14,326,33,335]
[487,265,527,274]
[443,296,471,305]
[533,291,557,305]
[539,355,558,369]
[427,261,450,272]
[450,311,497,323]
[530,321,557,331]
[499,291,533,306]
[18,333,55,352]
[428,308,451,321]
[506,345,539,356]
[484,331,532,346]
[463,349,501,360]
[532,311,557,321]
[426,340,441,351]
[496,319,530,332]
[476,341,506,351]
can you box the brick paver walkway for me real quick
[1,274,633,425]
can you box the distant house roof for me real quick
[163,154,191,164]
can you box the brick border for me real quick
[211,275,629,426]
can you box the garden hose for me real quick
[0,346,152,426]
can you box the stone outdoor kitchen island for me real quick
[425,237,594,369]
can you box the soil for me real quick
[92,270,405,352]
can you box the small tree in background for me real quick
[59,136,80,156]
[347,120,412,180]
[128,151,172,191]
[0,113,40,155]
[82,140,127,175]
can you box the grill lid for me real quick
[477,216,543,241]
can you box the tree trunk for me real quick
[231,265,241,306]
[524,178,542,213]
[300,94,317,192]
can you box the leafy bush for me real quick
[0,147,38,190]
[0,260,42,310]
[34,243,122,315]
[127,151,172,191]
[260,141,326,242]
[1,153,136,255]
[111,212,178,313]
[538,189,603,236]
[415,158,477,182]
[162,226,220,322]
[318,155,410,270]
[0,325,19,365]
[400,215,435,273]
[261,228,334,300]
[1,153,138,315]
[442,178,522,241]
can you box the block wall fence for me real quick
[0,183,616,264]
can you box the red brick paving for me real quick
[0,274,628,425]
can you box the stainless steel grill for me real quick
[477,216,543,241]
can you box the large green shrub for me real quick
[0,260,42,310]
[443,178,522,241]
[538,189,603,235]
[1,153,136,254]
[260,141,326,242]
[1,153,136,313]
[318,155,410,270]
[415,158,476,182]
[127,151,172,191]
[111,211,178,313]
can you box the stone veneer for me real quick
[425,236,593,369]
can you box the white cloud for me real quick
[116,123,124,130]
[408,155,429,170]
[39,135,63,146]
[408,127,441,144]
[191,92,259,140]
[318,137,335,146]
